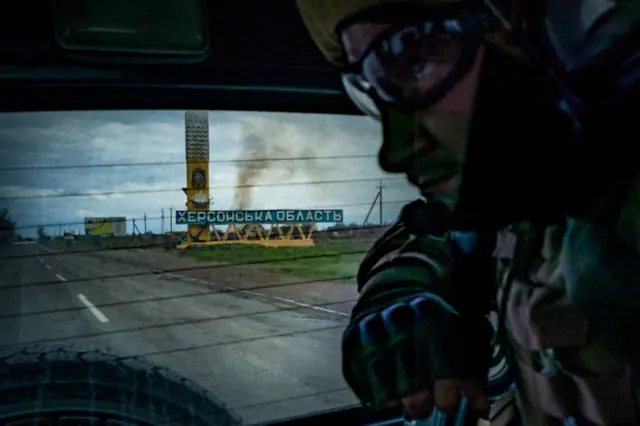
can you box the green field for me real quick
[183,241,371,282]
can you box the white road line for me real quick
[37,257,45,264]
[231,287,267,297]
[221,287,350,317]
[77,293,109,323]
[55,274,66,282]
[163,272,349,317]
[45,264,52,270]
[268,295,349,316]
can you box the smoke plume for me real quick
[234,117,327,210]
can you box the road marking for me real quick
[221,287,350,317]
[232,287,267,297]
[45,264,52,270]
[55,274,66,282]
[268,295,349,316]
[163,272,349,317]
[77,293,110,323]
[37,257,45,264]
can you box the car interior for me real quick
[0,1,418,425]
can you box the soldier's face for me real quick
[340,22,485,198]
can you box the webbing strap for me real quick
[496,223,548,421]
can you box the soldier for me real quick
[295,1,640,424]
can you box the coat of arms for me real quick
[191,168,207,189]
[190,167,209,208]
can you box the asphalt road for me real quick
[0,242,358,425]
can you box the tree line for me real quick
[0,208,16,244]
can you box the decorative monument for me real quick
[178,111,343,248]
[176,209,343,247]
[184,111,211,243]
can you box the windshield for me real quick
[0,110,419,425]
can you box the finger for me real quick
[401,389,434,419]
[462,379,489,410]
[433,378,462,412]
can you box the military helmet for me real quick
[296,0,464,66]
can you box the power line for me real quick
[0,200,400,354]
[2,219,380,260]
[3,323,347,356]
[0,177,405,202]
[0,247,370,291]
[3,222,388,259]
[0,154,377,173]
[0,129,408,413]
[0,299,353,349]
[0,275,356,320]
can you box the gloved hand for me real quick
[342,199,493,419]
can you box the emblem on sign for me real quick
[191,191,209,209]
[191,168,206,189]
[190,167,209,208]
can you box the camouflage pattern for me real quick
[295,0,640,424]
[494,222,638,425]
[344,199,470,407]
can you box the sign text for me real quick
[176,209,344,225]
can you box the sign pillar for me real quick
[185,111,211,243]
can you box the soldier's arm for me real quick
[356,199,496,320]
[346,199,496,405]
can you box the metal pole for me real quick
[362,191,380,226]
[161,209,165,233]
[132,218,141,236]
[378,180,384,225]
[170,207,173,232]
[143,213,147,234]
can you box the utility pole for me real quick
[143,213,147,234]
[378,180,384,225]
[363,182,383,226]
[169,207,173,232]
[161,209,165,234]
[132,218,141,236]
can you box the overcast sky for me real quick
[0,110,419,237]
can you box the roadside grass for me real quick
[182,241,371,282]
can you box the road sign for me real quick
[175,209,344,225]
[84,217,126,236]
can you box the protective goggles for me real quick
[337,3,497,117]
